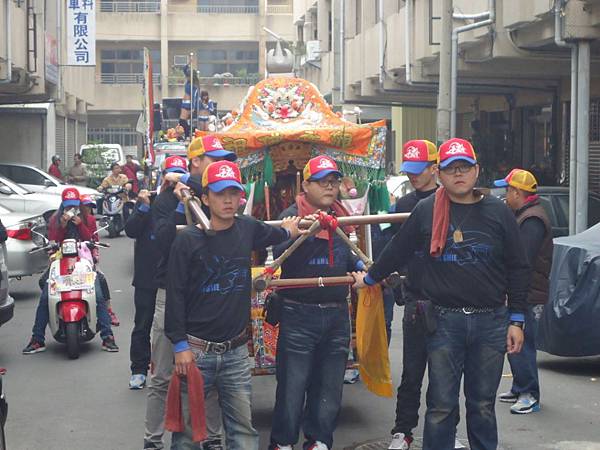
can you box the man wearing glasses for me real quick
[354,138,529,450]
[269,156,366,450]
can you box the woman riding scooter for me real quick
[22,188,119,354]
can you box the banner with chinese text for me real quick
[66,0,96,66]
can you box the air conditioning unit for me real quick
[173,55,189,67]
[305,40,321,62]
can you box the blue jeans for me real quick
[507,305,542,400]
[32,278,113,342]
[270,301,350,450]
[171,344,258,450]
[423,306,508,450]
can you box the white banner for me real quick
[66,0,96,66]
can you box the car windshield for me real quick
[0,176,32,195]
[81,147,120,166]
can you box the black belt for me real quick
[283,297,346,309]
[434,304,498,314]
[187,329,248,355]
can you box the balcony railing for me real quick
[168,2,258,14]
[168,75,260,87]
[100,1,160,13]
[100,73,161,84]
[266,4,292,14]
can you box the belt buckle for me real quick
[462,307,475,315]
[211,342,228,355]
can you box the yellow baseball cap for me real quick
[187,135,237,161]
[494,168,538,193]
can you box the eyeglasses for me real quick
[312,178,342,188]
[440,164,475,175]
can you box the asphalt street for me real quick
[2,234,600,450]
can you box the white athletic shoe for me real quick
[388,433,411,450]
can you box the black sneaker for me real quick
[102,336,119,352]
[22,338,46,355]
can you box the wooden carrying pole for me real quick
[268,276,356,288]
[264,212,410,228]
[181,190,214,235]
[176,212,411,231]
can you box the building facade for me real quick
[0,0,95,167]
[89,0,294,154]
[293,0,600,194]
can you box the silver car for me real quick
[0,175,61,222]
[0,218,15,326]
[0,204,48,279]
[0,163,102,199]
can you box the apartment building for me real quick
[293,0,600,194]
[0,0,95,167]
[89,0,294,154]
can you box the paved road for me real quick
[2,235,600,450]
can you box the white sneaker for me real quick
[389,433,411,450]
[273,446,292,450]
[454,438,466,449]
[308,442,328,450]
[510,393,540,414]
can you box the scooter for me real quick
[30,226,110,359]
[101,185,127,238]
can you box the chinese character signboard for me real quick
[66,0,96,66]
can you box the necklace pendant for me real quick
[453,229,464,243]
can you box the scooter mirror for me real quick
[97,217,110,231]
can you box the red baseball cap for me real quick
[401,140,438,174]
[438,138,477,168]
[62,187,81,207]
[202,161,244,192]
[164,155,188,174]
[80,194,96,207]
[303,155,343,181]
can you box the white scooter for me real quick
[31,224,109,359]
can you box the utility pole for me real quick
[437,0,453,143]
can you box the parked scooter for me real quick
[30,224,110,359]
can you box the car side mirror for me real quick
[0,185,11,195]
[44,179,54,187]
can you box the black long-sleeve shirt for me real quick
[273,204,361,304]
[151,186,187,289]
[125,203,161,288]
[368,194,530,313]
[165,216,290,344]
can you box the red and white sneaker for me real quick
[388,433,413,450]
[307,441,329,450]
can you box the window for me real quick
[196,45,259,77]
[100,49,160,74]
[0,165,48,186]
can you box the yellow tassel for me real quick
[356,285,393,397]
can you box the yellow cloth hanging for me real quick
[356,285,393,397]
